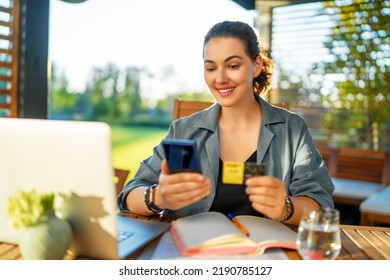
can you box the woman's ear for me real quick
[253,55,263,78]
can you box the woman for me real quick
[117,21,334,225]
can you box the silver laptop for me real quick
[0,118,169,259]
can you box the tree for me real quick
[123,66,142,118]
[49,63,79,119]
[320,0,389,150]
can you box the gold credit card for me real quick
[222,162,266,185]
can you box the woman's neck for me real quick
[219,96,261,126]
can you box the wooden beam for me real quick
[17,0,49,118]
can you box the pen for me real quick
[227,213,250,236]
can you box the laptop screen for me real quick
[0,118,119,259]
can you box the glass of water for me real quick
[296,208,341,260]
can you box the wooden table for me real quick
[288,224,390,260]
[1,214,389,260]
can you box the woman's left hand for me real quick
[245,176,287,220]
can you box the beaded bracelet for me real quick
[273,196,294,222]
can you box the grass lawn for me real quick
[110,124,168,181]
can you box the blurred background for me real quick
[0,0,388,225]
[45,0,390,172]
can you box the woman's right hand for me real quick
[154,160,211,210]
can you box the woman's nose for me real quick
[215,69,228,84]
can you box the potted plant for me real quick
[6,189,73,260]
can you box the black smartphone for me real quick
[162,139,201,173]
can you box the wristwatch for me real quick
[144,184,165,215]
[273,196,294,222]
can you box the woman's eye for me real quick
[205,67,216,72]
[229,64,239,70]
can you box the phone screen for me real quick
[162,139,201,173]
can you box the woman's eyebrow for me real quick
[204,55,244,64]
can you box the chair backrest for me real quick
[320,147,390,185]
[114,168,130,195]
[172,99,214,120]
[172,99,289,120]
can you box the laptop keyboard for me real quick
[117,231,134,243]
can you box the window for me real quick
[270,0,389,151]
[0,0,18,117]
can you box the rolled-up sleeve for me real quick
[287,119,334,209]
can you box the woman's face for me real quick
[203,37,262,107]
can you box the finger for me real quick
[161,159,170,175]
[170,188,209,203]
[162,172,208,187]
[162,179,210,197]
[247,194,276,207]
[248,188,286,203]
[248,192,287,218]
[245,176,280,187]
[165,186,210,210]
[247,184,286,203]
[246,186,279,196]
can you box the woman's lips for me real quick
[217,87,235,96]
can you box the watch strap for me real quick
[144,184,165,214]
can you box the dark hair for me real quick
[203,21,273,95]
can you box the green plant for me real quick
[6,189,56,228]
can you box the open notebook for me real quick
[0,118,169,259]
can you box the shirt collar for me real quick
[191,94,286,131]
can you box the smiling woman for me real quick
[117,21,334,226]
[49,0,256,97]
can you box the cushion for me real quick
[360,186,390,215]
[332,177,385,200]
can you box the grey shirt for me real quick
[117,96,334,215]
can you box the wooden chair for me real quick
[114,168,130,195]
[328,148,390,206]
[332,148,389,184]
[360,186,390,226]
[172,99,214,120]
[172,98,289,120]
